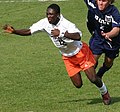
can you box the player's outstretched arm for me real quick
[3,24,31,36]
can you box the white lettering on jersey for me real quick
[95,14,111,25]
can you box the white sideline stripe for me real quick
[0,0,68,2]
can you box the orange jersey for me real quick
[62,42,96,77]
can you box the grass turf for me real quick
[0,0,120,112]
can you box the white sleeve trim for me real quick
[87,0,96,9]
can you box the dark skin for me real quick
[3,7,103,88]
[5,8,80,41]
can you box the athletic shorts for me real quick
[62,42,96,77]
[89,37,119,59]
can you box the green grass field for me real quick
[0,0,120,112]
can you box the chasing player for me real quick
[84,0,120,78]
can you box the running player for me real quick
[3,3,111,105]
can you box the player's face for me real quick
[46,8,60,25]
[96,0,110,11]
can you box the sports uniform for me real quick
[30,14,95,77]
[3,4,111,105]
[84,0,120,58]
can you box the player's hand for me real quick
[101,31,112,41]
[3,24,14,33]
[51,29,60,37]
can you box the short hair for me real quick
[95,0,115,4]
[109,0,115,4]
[47,4,60,14]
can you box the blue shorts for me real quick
[89,37,119,59]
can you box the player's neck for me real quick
[53,17,60,25]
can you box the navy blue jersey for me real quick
[84,0,120,50]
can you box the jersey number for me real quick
[58,38,66,45]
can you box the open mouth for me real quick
[48,18,52,22]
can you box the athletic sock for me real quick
[98,82,107,95]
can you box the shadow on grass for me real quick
[87,97,120,105]
[58,96,120,105]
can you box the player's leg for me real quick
[84,66,102,87]
[97,48,119,78]
[70,72,83,88]
[97,56,114,78]
[62,55,83,88]
[84,66,111,105]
